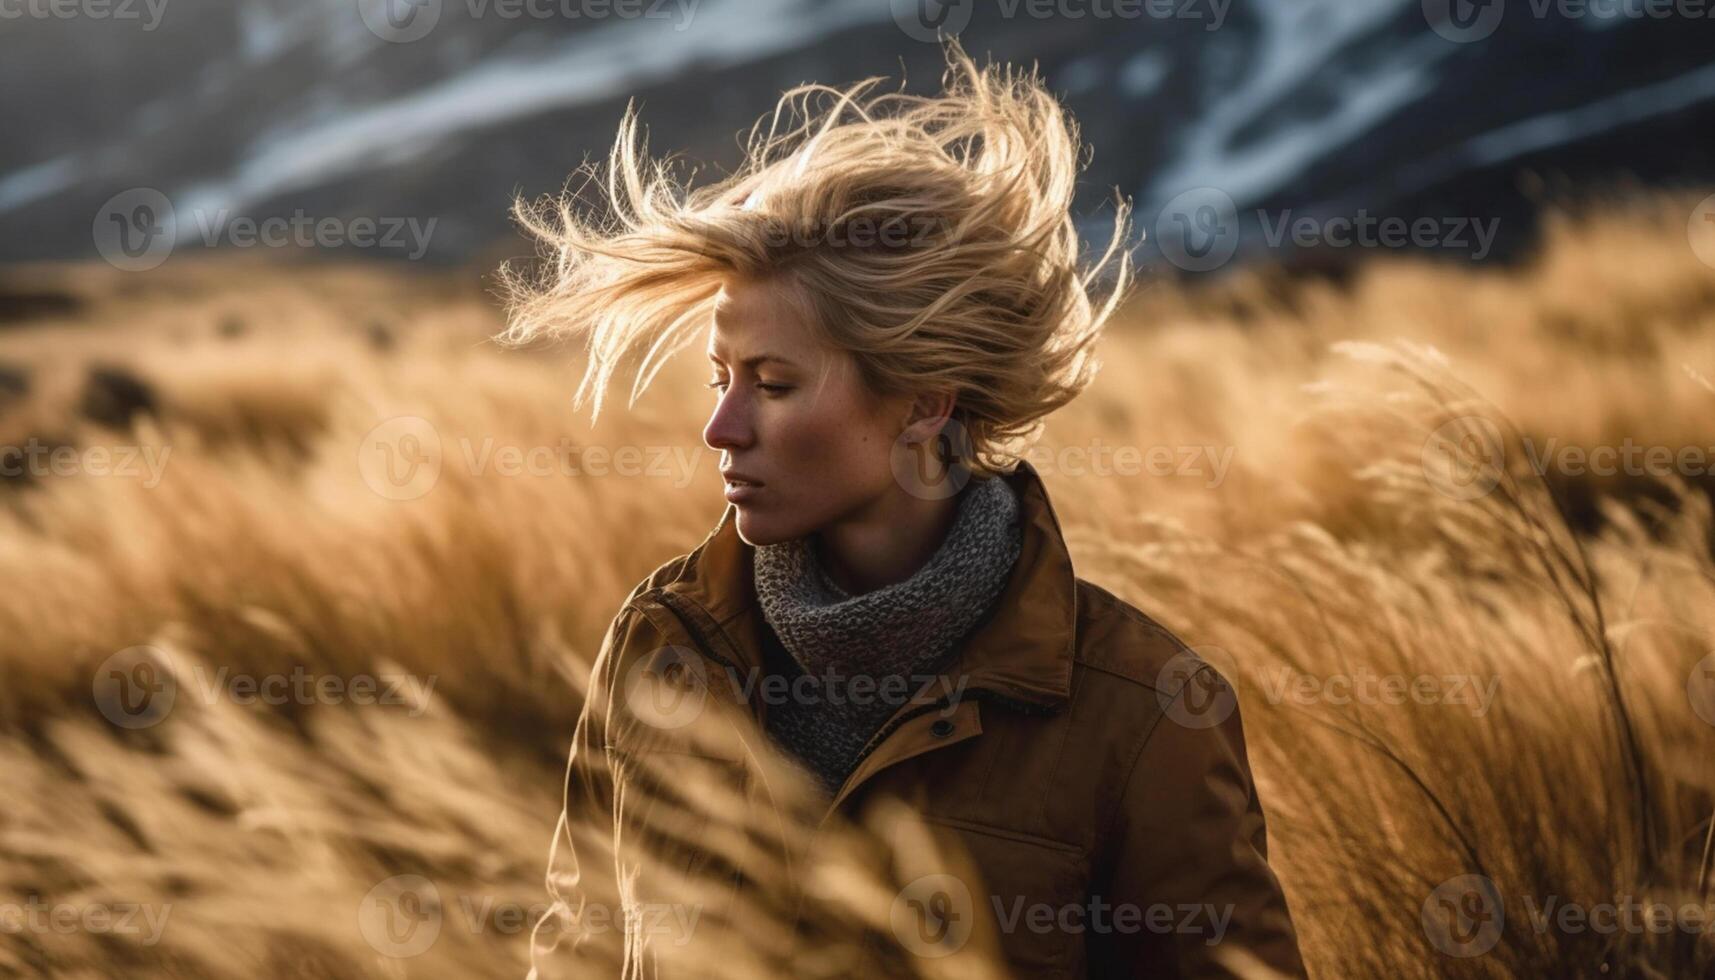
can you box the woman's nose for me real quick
[702,389,753,452]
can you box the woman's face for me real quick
[701,275,923,546]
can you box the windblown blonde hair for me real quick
[495,37,1134,475]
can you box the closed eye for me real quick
[706,379,792,396]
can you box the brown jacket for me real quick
[546,460,1306,979]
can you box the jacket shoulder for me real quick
[626,550,698,604]
[594,551,701,664]
[1071,578,1215,696]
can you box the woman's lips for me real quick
[723,478,763,503]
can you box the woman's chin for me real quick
[732,508,800,547]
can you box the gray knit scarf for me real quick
[751,473,1023,797]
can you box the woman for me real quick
[503,40,1305,980]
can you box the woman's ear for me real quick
[899,390,957,447]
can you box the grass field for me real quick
[0,191,1711,978]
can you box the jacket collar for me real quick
[659,458,1076,709]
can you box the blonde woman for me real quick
[503,40,1304,980]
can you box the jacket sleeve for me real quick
[1090,663,1308,979]
[531,599,648,977]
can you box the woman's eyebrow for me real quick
[706,350,796,369]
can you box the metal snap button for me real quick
[930,718,955,737]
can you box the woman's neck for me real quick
[811,485,961,595]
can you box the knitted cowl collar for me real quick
[752,471,1022,706]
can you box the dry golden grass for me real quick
[0,191,1709,977]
